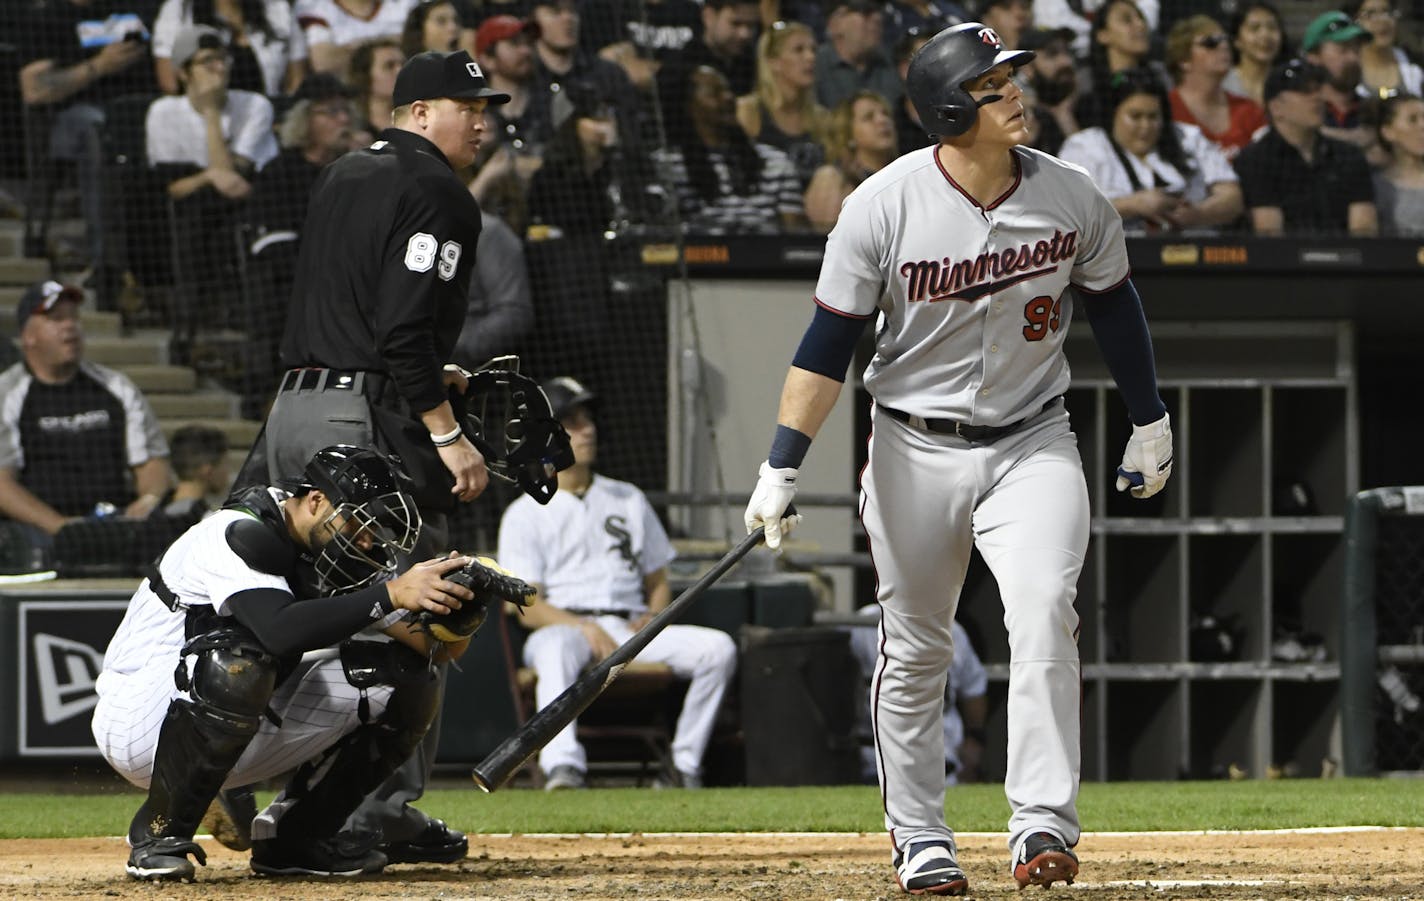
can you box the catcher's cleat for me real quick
[894,839,969,896]
[126,836,207,882]
[1012,832,1079,889]
[251,831,388,877]
[200,786,257,852]
[382,818,468,864]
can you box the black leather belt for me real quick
[562,608,636,619]
[279,368,373,394]
[881,396,1061,443]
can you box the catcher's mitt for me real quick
[418,555,536,643]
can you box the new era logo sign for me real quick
[33,632,104,725]
[466,61,484,79]
[977,27,1001,47]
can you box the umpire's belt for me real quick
[881,396,1061,443]
[562,608,636,619]
[279,368,385,396]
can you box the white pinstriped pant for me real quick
[91,653,388,793]
[861,402,1087,857]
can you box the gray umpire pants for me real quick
[233,374,452,843]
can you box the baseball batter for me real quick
[498,377,737,790]
[744,22,1173,896]
[91,446,476,881]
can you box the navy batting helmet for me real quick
[541,376,599,421]
[906,22,1035,139]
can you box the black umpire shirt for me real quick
[281,127,482,416]
[1232,128,1374,234]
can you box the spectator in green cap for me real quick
[1301,10,1380,162]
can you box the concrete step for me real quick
[160,417,262,448]
[84,335,168,366]
[118,364,196,394]
[0,258,49,285]
[0,230,17,260]
[147,391,240,419]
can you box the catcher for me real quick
[91,445,534,881]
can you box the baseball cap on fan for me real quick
[16,280,83,330]
[475,15,540,56]
[392,50,512,107]
[171,24,226,69]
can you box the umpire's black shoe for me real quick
[250,830,388,877]
[127,837,208,882]
[1011,831,1078,888]
[382,818,468,864]
[893,839,968,896]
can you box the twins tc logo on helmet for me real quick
[977,27,1002,47]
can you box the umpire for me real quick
[232,49,511,865]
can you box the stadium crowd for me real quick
[5,0,1423,546]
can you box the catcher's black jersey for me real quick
[280,128,483,415]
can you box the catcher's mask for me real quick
[453,357,574,504]
[290,445,422,594]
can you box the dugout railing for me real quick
[1341,486,1424,776]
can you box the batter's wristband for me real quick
[431,425,463,447]
[768,425,812,469]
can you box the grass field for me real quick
[3,778,1422,839]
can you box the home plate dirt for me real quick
[2,828,1420,900]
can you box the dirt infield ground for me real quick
[2,829,1421,900]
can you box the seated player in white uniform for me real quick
[497,376,738,790]
[92,445,478,882]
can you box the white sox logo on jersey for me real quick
[899,229,1079,303]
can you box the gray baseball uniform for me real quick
[815,145,1128,855]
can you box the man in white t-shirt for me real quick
[145,25,278,184]
[497,377,737,791]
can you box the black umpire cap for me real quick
[392,50,512,107]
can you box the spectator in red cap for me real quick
[469,14,545,228]
[0,281,172,560]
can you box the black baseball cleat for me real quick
[127,837,207,882]
[382,818,468,864]
[894,839,969,896]
[1012,832,1079,888]
[251,830,388,877]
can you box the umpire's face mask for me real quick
[309,490,421,595]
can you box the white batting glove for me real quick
[1116,413,1173,499]
[745,461,802,551]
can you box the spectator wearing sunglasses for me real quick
[1343,0,1422,99]
[1232,58,1377,235]
[1166,16,1265,160]
[1301,10,1381,162]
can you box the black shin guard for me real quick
[131,629,277,848]
[129,701,259,846]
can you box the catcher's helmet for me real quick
[295,445,421,594]
[906,22,1035,139]
[541,376,599,421]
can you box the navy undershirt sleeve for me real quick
[1077,279,1167,425]
[790,303,870,382]
[226,584,395,657]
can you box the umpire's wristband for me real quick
[431,425,463,447]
